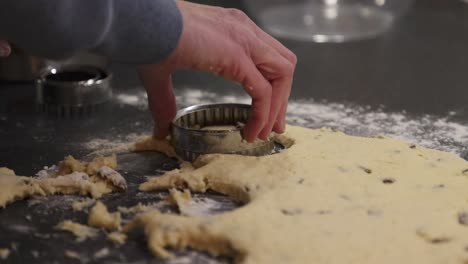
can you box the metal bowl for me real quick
[171,103,274,161]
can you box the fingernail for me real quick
[0,45,11,57]
[261,66,275,73]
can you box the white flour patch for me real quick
[27,195,81,212]
[167,251,229,264]
[84,133,147,155]
[91,88,468,156]
[286,100,468,154]
[9,224,36,234]
[178,197,226,217]
[114,91,148,110]
[176,88,250,107]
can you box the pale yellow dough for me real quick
[64,250,80,259]
[0,248,10,259]
[55,220,98,242]
[130,125,468,264]
[107,232,127,246]
[88,201,121,231]
[0,155,122,208]
[71,198,96,211]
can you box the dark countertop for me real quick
[1,0,468,263]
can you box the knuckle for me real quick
[225,8,249,22]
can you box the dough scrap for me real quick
[117,202,156,214]
[93,247,109,259]
[167,188,191,212]
[0,248,10,260]
[88,201,121,231]
[64,250,80,259]
[71,198,96,211]
[98,166,127,190]
[55,220,98,242]
[0,155,122,208]
[136,125,468,264]
[130,137,176,157]
[107,232,127,246]
[123,210,239,260]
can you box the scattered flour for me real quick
[166,251,229,264]
[93,248,110,259]
[176,196,226,217]
[174,89,468,155]
[98,87,468,156]
[114,91,148,110]
[84,133,147,156]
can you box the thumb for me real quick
[138,65,177,139]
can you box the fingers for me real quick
[0,40,11,58]
[273,101,288,133]
[217,52,273,142]
[137,65,177,139]
[224,9,296,139]
[249,40,294,139]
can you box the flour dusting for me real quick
[114,91,148,110]
[95,88,468,155]
[174,89,468,155]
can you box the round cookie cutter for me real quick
[36,65,112,117]
[171,103,274,161]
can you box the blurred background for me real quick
[2,0,468,168]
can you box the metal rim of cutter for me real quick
[171,103,274,161]
[35,65,112,115]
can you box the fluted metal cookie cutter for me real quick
[36,65,112,117]
[170,103,274,161]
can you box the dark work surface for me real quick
[2,0,468,263]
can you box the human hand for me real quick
[0,40,11,57]
[138,0,297,142]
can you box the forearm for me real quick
[0,0,182,64]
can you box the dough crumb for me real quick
[0,248,10,259]
[107,232,127,246]
[88,201,121,231]
[98,166,127,190]
[93,248,109,259]
[117,203,151,214]
[64,250,80,259]
[55,220,98,242]
[86,154,117,175]
[167,188,195,216]
[130,137,177,157]
[167,188,192,204]
[123,210,237,259]
[71,198,96,211]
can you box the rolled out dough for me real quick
[132,125,468,264]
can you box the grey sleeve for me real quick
[0,0,183,64]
